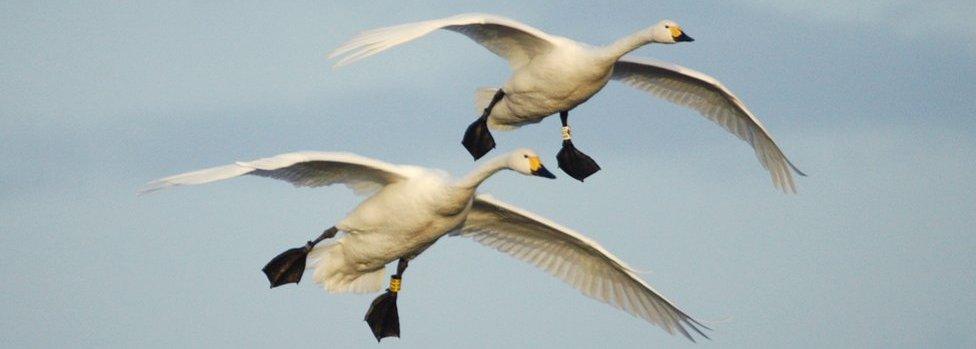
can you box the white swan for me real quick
[141,149,707,341]
[329,13,804,192]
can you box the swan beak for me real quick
[529,156,556,179]
[533,165,556,179]
[670,26,694,42]
[675,31,694,42]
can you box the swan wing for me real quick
[612,57,804,193]
[140,151,413,195]
[453,194,708,341]
[330,13,557,69]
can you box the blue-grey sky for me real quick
[2,1,974,347]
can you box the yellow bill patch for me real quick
[529,156,541,172]
[669,26,683,39]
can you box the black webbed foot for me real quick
[462,116,496,160]
[365,285,400,341]
[557,140,601,181]
[261,242,312,288]
[262,227,338,288]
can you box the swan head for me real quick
[507,148,556,179]
[651,20,694,44]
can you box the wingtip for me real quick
[136,185,161,196]
[327,50,352,65]
[784,157,807,177]
[326,51,346,69]
[137,180,172,196]
[679,314,713,342]
[331,57,354,69]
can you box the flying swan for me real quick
[141,149,708,341]
[329,13,804,191]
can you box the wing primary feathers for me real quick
[458,195,710,341]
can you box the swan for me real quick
[329,13,804,192]
[140,149,708,341]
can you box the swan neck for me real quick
[606,28,653,59]
[455,156,508,190]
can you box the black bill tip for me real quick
[676,32,694,42]
[533,165,557,179]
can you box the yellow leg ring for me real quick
[389,277,401,293]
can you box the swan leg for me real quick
[556,111,601,181]
[261,226,338,288]
[462,89,505,160]
[365,258,409,342]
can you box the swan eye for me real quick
[523,155,529,158]
[664,25,670,28]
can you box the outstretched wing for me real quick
[330,13,557,69]
[612,57,805,193]
[140,151,413,196]
[453,194,709,341]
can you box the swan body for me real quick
[141,150,707,340]
[329,169,465,280]
[495,42,614,127]
[330,13,804,192]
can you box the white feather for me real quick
[454,194,709,341]
[611,57,806,193]
[330,13,556,69]
[139,151,412,196]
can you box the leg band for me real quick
[389,277,401,293]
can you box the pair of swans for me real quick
[146,12,806,342]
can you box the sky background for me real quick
[2,1,975,347]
